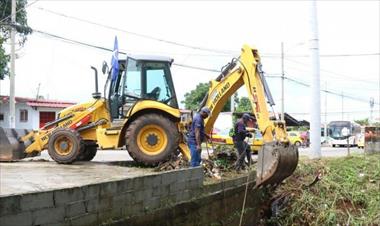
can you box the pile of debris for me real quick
[155,144,239,180]
[202,144,237,179]
[155,154,189,171]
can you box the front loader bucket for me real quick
[0,127,39,161]
[256,142,298,187]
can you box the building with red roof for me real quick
[0,96,76,129]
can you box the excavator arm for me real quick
[201,44,298,187]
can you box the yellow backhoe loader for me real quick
[0,44,298,187]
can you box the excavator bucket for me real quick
[256,142,298,187]
[0,127,38,161]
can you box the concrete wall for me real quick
[111,171,270,226]
[0,167,204,226]
[0,103,63,129]
[0,168,270,226]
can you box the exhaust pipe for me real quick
[0,127,40,161]
[91,66,101,99]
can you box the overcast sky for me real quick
[0,0,379,123]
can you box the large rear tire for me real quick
[126,113,179,166]
[48,128,83,164]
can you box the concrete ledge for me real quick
[0,167,204,226]
[0,166,265,226]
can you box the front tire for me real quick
[48,128,83,164]
[126,113,179,166]
[295,141,301,147]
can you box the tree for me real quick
[355,118,369,126]
[236,96,252,113]
[181,82,231,112]
[0,0,32,80]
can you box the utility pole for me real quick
[341,91,344,120]
[324,82,327,143]
[370,97,374,125]
[309,0,321,159]
[281,42,285,121]
[36,83,41,100]
[9,0,16,128]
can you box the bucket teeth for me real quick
[256,142,299,187]
[0,127,40,161]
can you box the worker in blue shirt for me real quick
[233,113,254,171]
[187,107,211,167]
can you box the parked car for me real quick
[210,128,263,153]
[287,131,303,147]
[357,134,364,149]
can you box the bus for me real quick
[328,121,361,147]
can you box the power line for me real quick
[264,53,380,58]
[173,63,219,73]
[283,76,379,105]
[33,28,379,106]
[33,6,236,55]
[283,65,380,90]
[264,73,379,105]
[33,6,380,59]
[33,29,225,73]
[289,110,379,115]
[285,57,379,84]
[34,29,115,52]
[320,53,379,57]
[284,57,379,85]
[0,0,40,24]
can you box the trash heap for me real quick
[155,144,239,180]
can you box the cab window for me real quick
[124,59,142,99]
[144,62,177,108]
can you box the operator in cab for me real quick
[233,113,254,171]
[187,107,211,167]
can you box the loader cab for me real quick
[108,55,178,119]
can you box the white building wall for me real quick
[0,103,35,129]
[0,102,64,129]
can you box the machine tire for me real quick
[295,141,301,147]
[77,141,98,161]
[126,113,179,166]
[48,128,83,164]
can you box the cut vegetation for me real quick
[269,153,380,225]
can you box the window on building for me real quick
[20,109,28,122]
[0,113,4,121]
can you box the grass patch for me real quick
[270,153,380,226]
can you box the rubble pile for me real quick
[156,144,239,180]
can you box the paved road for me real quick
[28,146,364,162]
[20,144,367,164]
[298,146,364,158]
[32,149,134,162]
